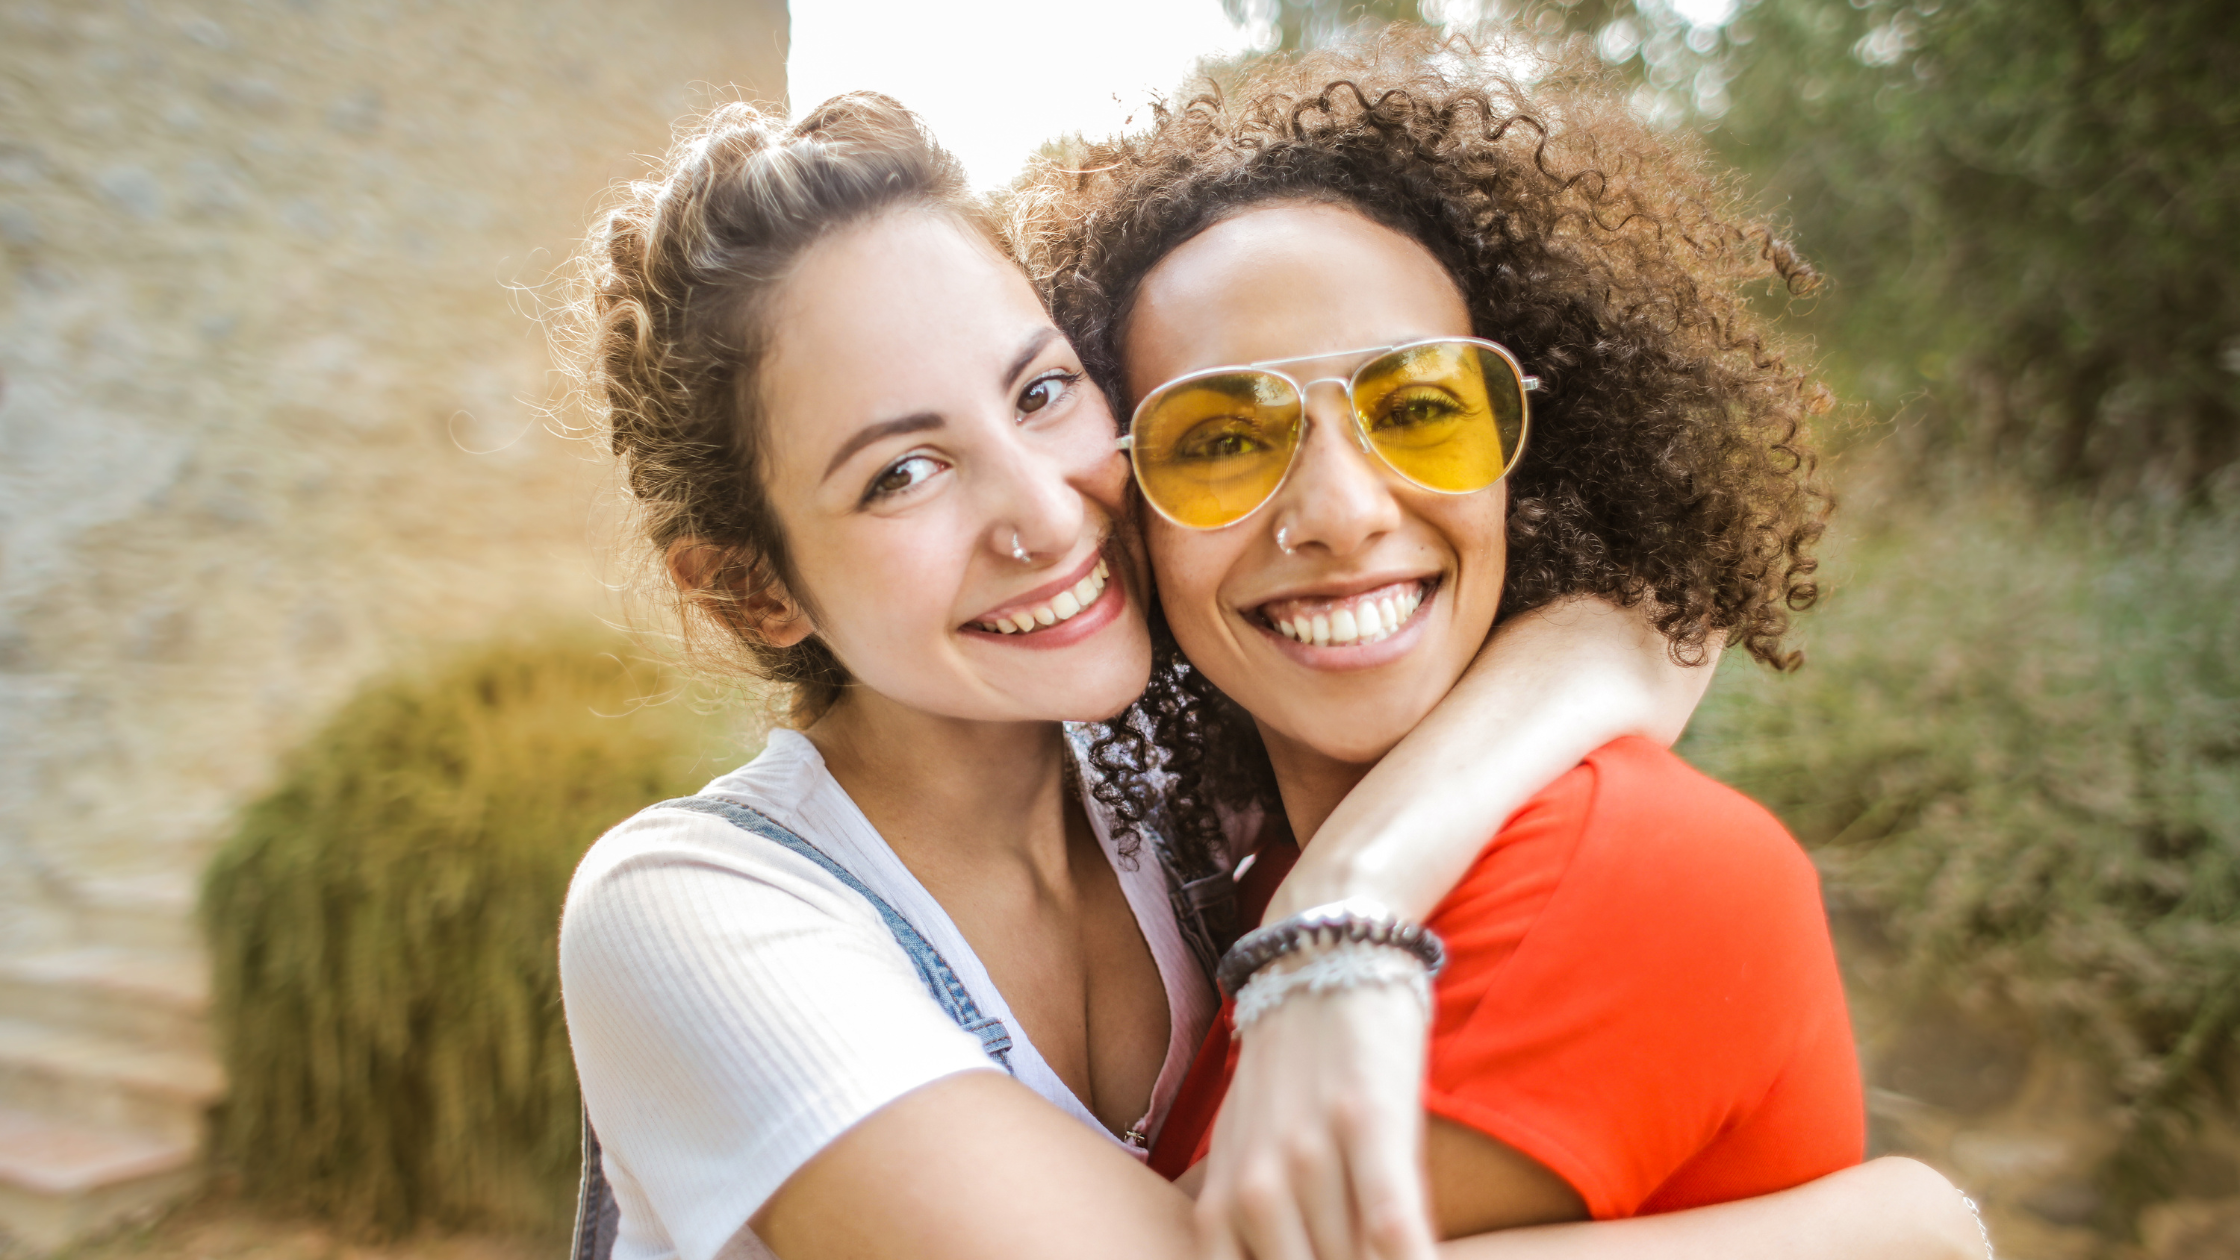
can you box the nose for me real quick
[1268,380,1401,557]
[981,420,1092,567]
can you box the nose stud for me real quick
[1011,531,1032,564]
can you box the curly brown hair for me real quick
[571,94,988,724]
[1020,32,1834,887]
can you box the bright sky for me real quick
[787,0,1260,190]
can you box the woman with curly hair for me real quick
[1019,31,1978,1260]
[558,58,1981,1260]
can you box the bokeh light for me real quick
[789,0,1259,189]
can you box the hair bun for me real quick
[788,91,927,145]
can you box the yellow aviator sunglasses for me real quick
[1118,337,1537,529]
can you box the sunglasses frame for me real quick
[1116,336,1541,530]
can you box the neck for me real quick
[805,688,1075,883]
[1254,721,1378,857]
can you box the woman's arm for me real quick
[760,1076,1983,1260]
[1441,1159,1987,1260]
[1267,594,1714,922]
[1195,596,1716,1260]
[753,1071,1194,1260]
[755,1072,1985,1260]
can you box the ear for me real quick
[667,538,816,648]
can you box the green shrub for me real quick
[201,634,743,1237]
[1680,482,2240,1180]
[1540,0,2240,492]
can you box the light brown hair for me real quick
[573,94,989,723]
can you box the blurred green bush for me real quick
[1558,0,2240,492]
[1681,481,2240,1184]
[200,634,741,1237]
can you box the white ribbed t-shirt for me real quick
[560,728,1219,1260]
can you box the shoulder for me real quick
[563,733,870,952]
[1567,735,1823,919]
[562,799,877,962]
[559,788,1000,1255]
[1430,736,1834,1019]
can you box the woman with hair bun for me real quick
[557,79,1982,1260]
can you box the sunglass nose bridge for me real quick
[1296,375,1370,452]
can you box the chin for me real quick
[1008,653,1153,724]
[1257,704,1412,767]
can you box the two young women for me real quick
[560,41,1982,1260]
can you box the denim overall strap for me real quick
[571,795,1020,1260]
[654,795,1016,1066]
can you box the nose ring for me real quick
[1276,526,1296,555]
[1011,531,1032,564]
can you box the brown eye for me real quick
[1018,370,1078,418]
[864,454,944,504]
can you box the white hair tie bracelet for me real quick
[1232,941,1434,1032]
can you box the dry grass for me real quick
[1680,475,2240,1209]
[33,1184,553,1260]
[199,634,747,1238]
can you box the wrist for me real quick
[1264,841,1441,924]
[1218,896,1446,996]
[1233,940,1433,1032]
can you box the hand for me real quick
[1193,981,1436,1260]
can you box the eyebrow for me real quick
[822,412,944,481]
[1006,327,1061,389]
[820,327,1065,482]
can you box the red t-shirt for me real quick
[1149,736,1863,1219]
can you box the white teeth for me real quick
[1265,584,1429,648]
[980,558,1107,635]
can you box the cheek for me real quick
[1441,489,1510,608]
[1146,522,1242,642]
[788,512,965,658]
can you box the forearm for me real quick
[1434,1159,1986,1260]
[1271,595,1714,922]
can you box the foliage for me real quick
[200,635,740,1237]
[1223,0,1427,52]
[1562,0,2240,493]
[1679,478,2240,1178]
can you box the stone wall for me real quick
[0,0,787,955]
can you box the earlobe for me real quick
[749,592,816,647]
[667,537,816,648]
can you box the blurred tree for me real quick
[1224,0,1427,52]
[1221,1,2240,492]
[1570,0,2240,494]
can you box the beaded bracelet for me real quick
[1232,941,1434,1031]
[1217,896,1446,997]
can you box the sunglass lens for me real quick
[1132,372,1303,528]
[1353,342,1525,493]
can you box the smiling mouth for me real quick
[1257,579,1434,647]
[975,559,1111,635]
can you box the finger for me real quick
[1230,1160,1320,1260]
[1195,1188,1250,1260]
[1336,1098,1435,1260]
[1297,1128,1359,1260]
